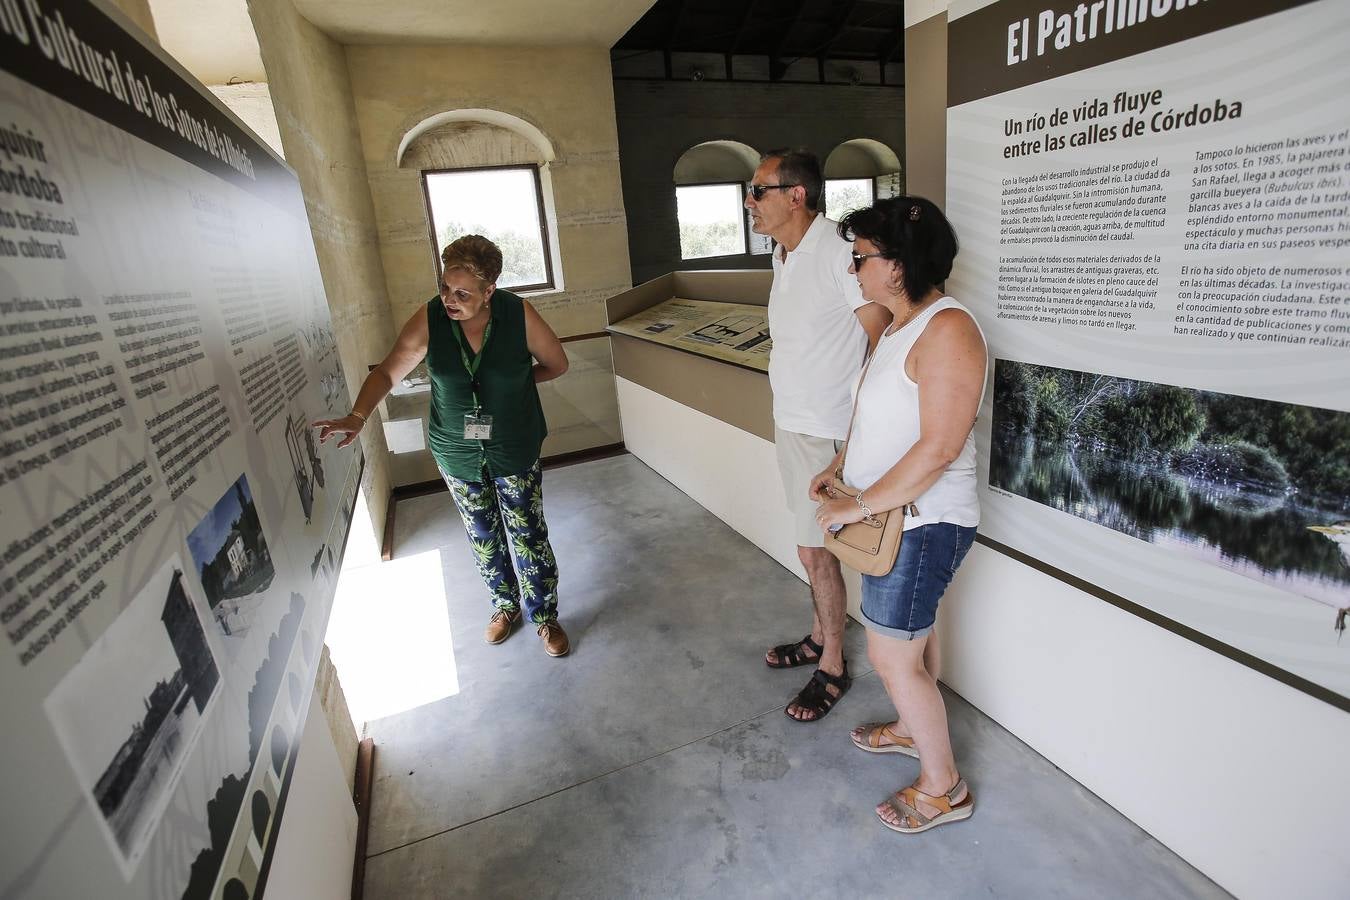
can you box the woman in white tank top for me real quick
[809,197,987,835]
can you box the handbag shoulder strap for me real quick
[836,344,877,475]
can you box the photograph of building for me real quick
[187,475,276,635]
[43,559,220,874]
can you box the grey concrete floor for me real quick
[358,455,1225,899]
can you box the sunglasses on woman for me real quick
[851,251,886,269]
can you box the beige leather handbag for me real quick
[821,352,914,576]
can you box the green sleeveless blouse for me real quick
[426,289,547,480]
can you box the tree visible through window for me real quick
[676,183,747,260]
[825,178,875,221]
[423,165,554,291]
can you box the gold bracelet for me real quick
[350,410,367,423]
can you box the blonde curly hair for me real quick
[441,234,503,285]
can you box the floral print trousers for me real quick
[440,461,559,624]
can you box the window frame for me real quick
[674,179,753,261]
[824,177,877,220]
[421,162,556,294]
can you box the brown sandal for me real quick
[878,779,974,834]
[766,634,822,668]
[850,722,919,758]
[784,664,850,722]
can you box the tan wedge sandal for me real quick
[850,722,919,758]
[878,778,974,834]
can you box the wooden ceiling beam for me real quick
[729,0,759,54]
[769,0,810,81]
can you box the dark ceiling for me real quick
[612,0,904,75]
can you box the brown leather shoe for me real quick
[537,620,569,657]
[485,608,521,644]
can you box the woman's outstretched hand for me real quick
[313,414,365,449]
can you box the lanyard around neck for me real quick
[449,315,493,410]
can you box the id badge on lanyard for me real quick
[463,411,493,440]
[453,317,494,442]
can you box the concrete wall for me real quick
[905,5,1350,898]
[613,79,905,285]
[109,0,158,40]
[246,0,397,534]
[345,44,631,338]
[402,121,541,172]
[903,11,947,209]
[313,645,360,791]
[208,82,284,159]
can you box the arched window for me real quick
[401,110,562,293]
[672,140,768,260]
[823,139,903,220]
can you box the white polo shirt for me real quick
[767,213,869,440]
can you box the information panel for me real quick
[948,0,1349,704]
[0,1,360,897]
[608,297,771,372]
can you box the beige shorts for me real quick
[775,426,842,548]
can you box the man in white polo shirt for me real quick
[747,149,889,722]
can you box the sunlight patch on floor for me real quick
[325,549,458,725]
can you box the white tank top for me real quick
[841,298,986,531]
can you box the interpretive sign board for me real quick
[608,297,771,372]
[947,0,1349,706]
[0,1,361,897]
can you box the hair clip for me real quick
[908,204,921,222]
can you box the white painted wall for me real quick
[267,693,359,900]
[616,375,1350,900]
[616,377,863,617]
[940,544,1350,899]
[618,378,799,576]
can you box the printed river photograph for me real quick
[989,361,1350,625]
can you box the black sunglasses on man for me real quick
[746,183,800,201]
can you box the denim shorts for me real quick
[860,523,977,640]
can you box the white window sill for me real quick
[515,286,565,299]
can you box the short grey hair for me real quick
[760,148,823,212]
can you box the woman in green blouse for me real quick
[315,235,571,656]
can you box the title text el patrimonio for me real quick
[1008,0,1211,65]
